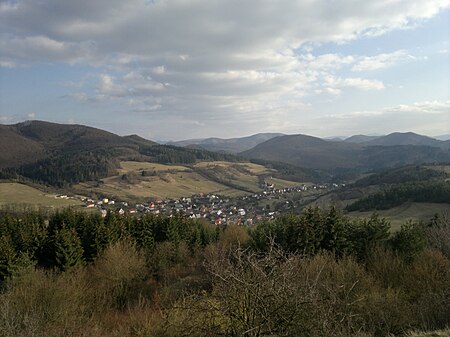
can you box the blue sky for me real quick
[1,0,449,140]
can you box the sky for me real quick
[0,0,449,141]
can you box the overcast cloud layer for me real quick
[1,0,449,140]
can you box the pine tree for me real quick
[0,235,16,281]
[54,226,84,271]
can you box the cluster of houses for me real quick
[78,183,343,225]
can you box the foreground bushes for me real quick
[0,207,449,336]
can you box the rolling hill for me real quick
[0,120,247,187]
[343,135,381,143]
[168,133,284,153]
[1,121,318,196]
[364,132,445,147]
[241,132,450,171]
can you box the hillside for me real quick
[242,133,450,171]
[169,133,284,153]
[241,134,362,170]
[74,160,301,200]
[0,124,46,168]
[0,121,249,187]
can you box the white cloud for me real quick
[352,50,412,71]
[324,75,385,91]
[313,100,450,136]
[0,0,448,138]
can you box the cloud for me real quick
[0,0,448,138]
[323,75,385,91]
[352,50,413,71]
[312,100,450,136]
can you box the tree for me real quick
[54,226,84,271]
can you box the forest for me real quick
[0,207,449,337]
[346,181,450,211]
[0,144,243,188]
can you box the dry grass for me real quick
[119,161,191,173]
[75,160,302,200]
[407,329,450,337]
[193,161,273,174]
[348,202,450,231]
[0,183,82,209]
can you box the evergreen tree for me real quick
[53,226,84,271]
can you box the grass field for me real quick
[74,160,302,200]
[348,202,450,231]
[194,161,273,174]
[119,161,191,173]
[0,183,83,209]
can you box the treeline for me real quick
[1,208,449,336]
[0,209,218,277]
[0,140,245,187]
[140,144,242,164]
[346,181,450,211]
[353,165,447,187]
[249,158,327,182]
[0,149,119,187]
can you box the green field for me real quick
[348,202,450,231]
[74,161,302,200]
[0,183,83,209]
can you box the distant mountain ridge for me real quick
[344,135,381,143]
[364,132,444,147]
[168,133,284,153]
[241,132,450,171]
[2,121,449,185]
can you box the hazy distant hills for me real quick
[434,134,450,141]
[363,132,445,147]
[1,121,449,184]
[343,135,381,143]
[241,132,450,171]
[168,133,284,153]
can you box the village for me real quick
[73,182,344,225]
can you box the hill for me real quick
[169,133,284,153]
[1,121,316,197]
[241,133,450,172]
[0,124,46,169]
[241,134,362,170]
[0,120,246,187]
[365,132,444,147]
[344,135,381,143]
[435,134,450,141]
[74,160,302,200]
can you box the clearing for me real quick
[0,183,82,209]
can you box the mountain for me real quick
[435,134,450,141]
[365,132,443,147]
[169,133,284,153]
[241,133,450,172]
[241,134,361,170]
[0,121,242,186]
[344,135,381,143]
[0,124,46,169]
